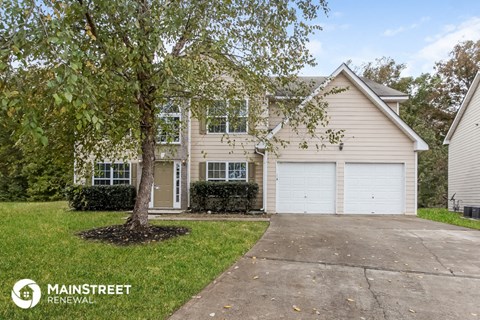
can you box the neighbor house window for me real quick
[93,162,130,185]
[207,100,248,134]
[207,162,247,182]
[157,102,181,144]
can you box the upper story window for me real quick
[207,161,247,182]
[157,102,181,144]
[208,100,248,134]
[93,162,130,185]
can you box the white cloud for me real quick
[306,39,323,56]
[383,16,430,37]
[418,16,480,63]
[383,26,406,37]
[319,23,350,32]
[331,11,344,18]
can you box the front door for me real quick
[154,162,174,208]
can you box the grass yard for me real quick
[0,202,268,320]
[418,208,480,230]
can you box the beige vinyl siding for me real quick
[266,73,417,214]
[190,119,264,209]
[448,84,480,211]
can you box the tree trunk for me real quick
[126,103,155,231]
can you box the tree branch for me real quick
[171,11,193,57]
[77,0,98,38]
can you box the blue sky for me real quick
[301,0,480,77]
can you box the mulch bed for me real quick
[77,224,190,246]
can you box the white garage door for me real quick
[277,162,336,214]
[345,163,404,214]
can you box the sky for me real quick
[301,0,480,77]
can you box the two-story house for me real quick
[77,63,428,215]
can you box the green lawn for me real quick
[418,208,480,230]
[0,202,268,320]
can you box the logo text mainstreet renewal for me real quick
[46,284,131,304]
[48,284,131,295]
[12,279,132,307]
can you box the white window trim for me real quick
[207,99,249,134]
[173,161,181,209]
[157,111,182,145]
[206,161,248,182]
[92,162,131,186]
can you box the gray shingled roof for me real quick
[359,77,408,97]
[272,76,408,98]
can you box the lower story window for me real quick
[207,162,247,182]
[93,162,130,185]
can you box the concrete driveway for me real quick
[170,215,480,320]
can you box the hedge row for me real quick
[190,181,258,212]
[65,185,136,211]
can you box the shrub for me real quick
[190,181,258,213]
[65,185,136,211]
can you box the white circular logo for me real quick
[11,279,41,309]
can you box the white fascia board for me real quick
[444,71,480,145]
[380,96,409,102]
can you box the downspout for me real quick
[187,105,192,208]
[255,147,268,213]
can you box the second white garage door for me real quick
[276,162,336,214]
[344,163,405,214]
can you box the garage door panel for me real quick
[345,163,404,214]
[277,162,336,214]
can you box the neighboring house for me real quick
[76,63,429,214]
[444,71,480,212]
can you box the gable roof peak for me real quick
[264,62,428,151]
[444,71,480,144]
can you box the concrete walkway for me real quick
[148,215,270,222]
[169,215,480,320]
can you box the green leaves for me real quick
[64,92,73,103]
[53,93,62,105]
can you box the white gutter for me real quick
[187,104,192,208]
[255,147,268,212]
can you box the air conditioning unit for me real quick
[464,206,472,218]
[472,207,480,219]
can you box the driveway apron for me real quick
[169,215,480,320]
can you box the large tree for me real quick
[1,0,342,230]
[435,40,480,111]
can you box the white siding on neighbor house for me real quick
[266,73,417,214]
[448,84,480,211]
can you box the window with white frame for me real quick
[207,100,248,134]
[207,162,247,182]
[157,102,181,144]
[93,162,130,185]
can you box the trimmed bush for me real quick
[65,185,136,211]
[190,181,258,213]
